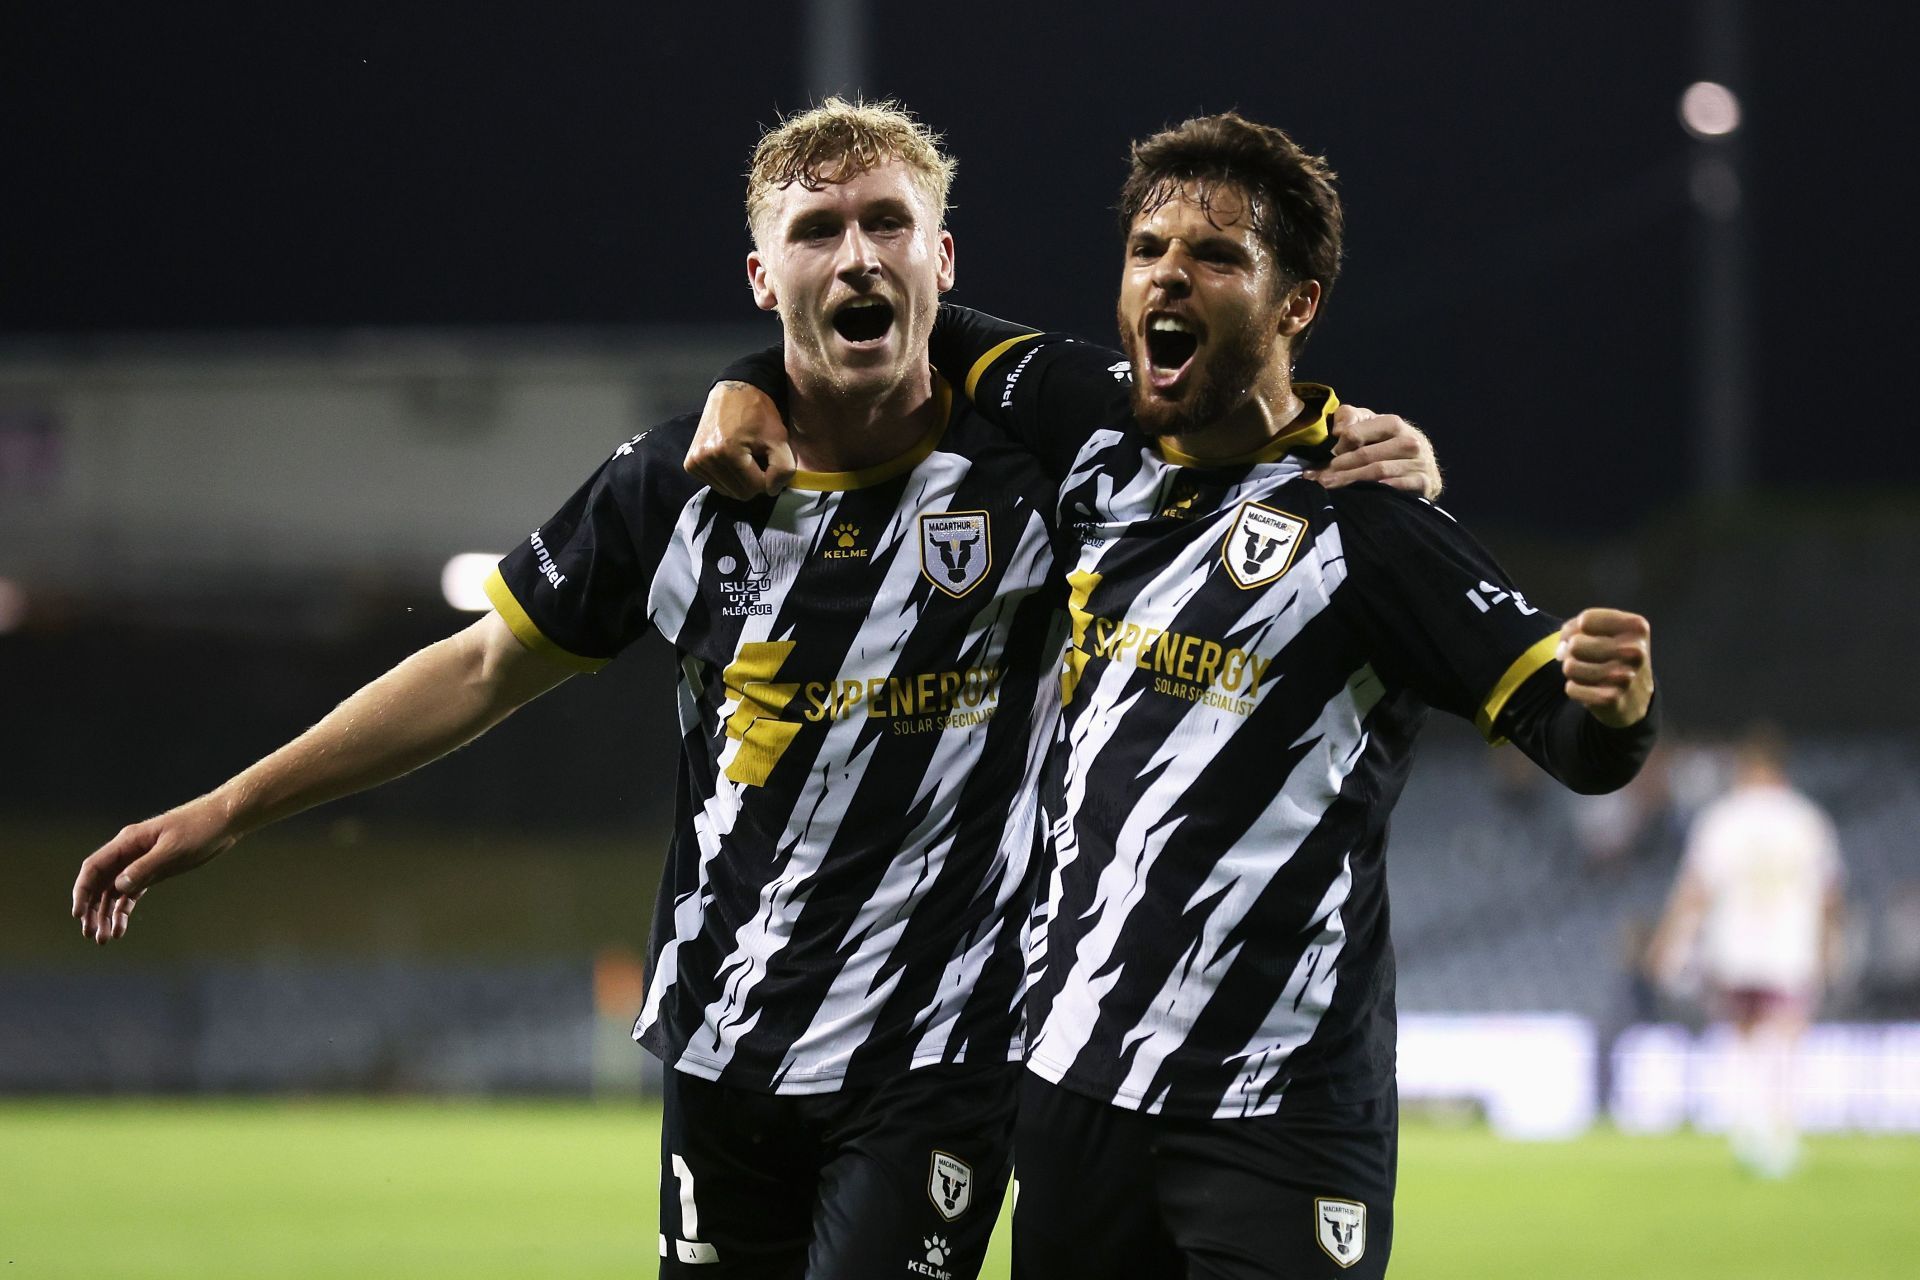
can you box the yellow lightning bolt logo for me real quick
[722,640,802,786]
[1061,569,1101,706]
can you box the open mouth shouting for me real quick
[1142,311,1201,393]
[830,296,896,349]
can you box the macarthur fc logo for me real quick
[1315,1198,1366,1268]
[1222,500,1307,589]
[919,511,991,599]
[928,1151,973,1221]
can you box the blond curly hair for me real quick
[746,97,956,246]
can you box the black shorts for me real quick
[658,1060,1018,1279]
[1012,1074,1398,1279]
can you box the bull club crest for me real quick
[1315,1197,1366,1269]
[928,1151,973,1221]
[918,511,992,599]
[1221,501,1307,589]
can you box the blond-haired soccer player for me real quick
[76,99,1044,1279]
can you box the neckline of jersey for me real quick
[787,375,954,492]
[1153,383,1340,469]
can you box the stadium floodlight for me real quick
[440,553,501,612]
[1679,80,1742,139]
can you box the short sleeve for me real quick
[487,418,703,670]
[1334,485,1565,741]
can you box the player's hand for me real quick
[1305,405,1443,500]
[686,381,794,500]
[71,796,238,944]
[1558,608,1655,728]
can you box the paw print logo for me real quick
[833,523,860,548]
[923,1236,949,1265]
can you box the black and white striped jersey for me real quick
[487,381,1064,1094]
[941,312,1631,1120]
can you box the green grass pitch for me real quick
[2,1101,1915,1278]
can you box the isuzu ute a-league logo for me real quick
[1315,1197,1367,1268]
[1221,500,1307,589]
[717,520,774,618]
[928,1150,973,1221]
[919,511,991,599]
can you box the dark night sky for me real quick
[4,2,1911,534]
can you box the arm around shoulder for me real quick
[689,347,794,500]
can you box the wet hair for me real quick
[1119,112,1344,343]
[746,97,955,246]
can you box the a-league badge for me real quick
[928,1150,973,1221]
[919,511,991,599]
[1221,501,1307,589]
[1315,1197,1367,1268]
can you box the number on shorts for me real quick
[666,1154,719,1264]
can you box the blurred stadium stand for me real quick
[3,333,1916,1115]
[1391,729,1920,1023]
[0,963,606,1095]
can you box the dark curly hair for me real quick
[1118,113,1344,345]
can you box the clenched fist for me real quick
[1558,608,1655,727]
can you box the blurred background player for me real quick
[1648,724,1845,1177]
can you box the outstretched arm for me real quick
[70,611,571,944]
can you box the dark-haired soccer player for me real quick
[693,112,1658,1279]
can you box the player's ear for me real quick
[1276,279,1319,337]
[935,228,956,294]
[747,250,779,313]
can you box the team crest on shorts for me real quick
[919,511,991,599]
[1221,501,1307,589]
[928,1150,973,1221]
[1315,1197,1367,1268]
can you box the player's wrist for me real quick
[202,778,270,843]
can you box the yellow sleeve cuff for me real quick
[484,568,607,674]
[1475,630,1562,744]
[963,332,1042,403]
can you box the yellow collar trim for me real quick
[1155,384,1339,468]
[788,376,953,492]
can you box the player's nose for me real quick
[1150,245,1193,293]
[833,227,883,281]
